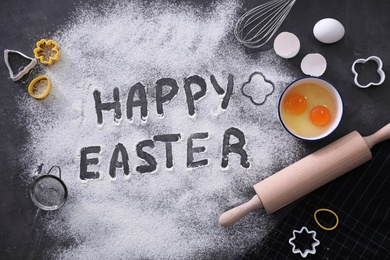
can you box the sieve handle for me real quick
[23,208,48,260]
[46,165,62,179]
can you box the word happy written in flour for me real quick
[80,74,253,181]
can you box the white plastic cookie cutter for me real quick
[4,49,37,81]
[288,226,320,258]
[352,56,385,88]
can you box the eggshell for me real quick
[313,18,345,44]
[301,53,327,77]
[273,32,300,59]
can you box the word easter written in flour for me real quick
[80,74,252,181]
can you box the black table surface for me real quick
[1,0,389,259]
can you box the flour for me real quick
[18,0,304,259]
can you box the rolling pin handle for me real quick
[219,195,263,227]
[363,123,390,149]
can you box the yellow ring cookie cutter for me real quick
[314,208,339,231]
[33,39,60,65]
[28,76,52,100]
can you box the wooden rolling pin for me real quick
[219,123,390,227]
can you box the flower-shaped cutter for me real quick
[241,72,275,106]
[33,39,60,65]
[352,56,385,88]
[288,226,320,258]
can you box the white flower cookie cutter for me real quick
[288,226,320,258]
[352,56,385,88]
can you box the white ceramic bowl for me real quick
[278,77,343,141]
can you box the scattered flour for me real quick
[18,0,305,259]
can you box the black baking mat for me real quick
[239,139,390,259]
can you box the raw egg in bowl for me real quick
[278,77,343,141]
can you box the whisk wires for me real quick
[234,0,296,48]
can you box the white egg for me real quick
[313,18,345,44]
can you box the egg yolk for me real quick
[310,106,331,126]
[284,94,307,114]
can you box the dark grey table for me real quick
[1,0,389,259]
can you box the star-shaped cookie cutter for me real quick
[288,226,320,258]
[352,56,385,88]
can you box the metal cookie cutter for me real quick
[288,226,320,258]
[4,49,37,81]
[352,56,385,88]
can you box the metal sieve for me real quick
[30,165,68,211]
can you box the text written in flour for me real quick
[93,74,234,124]
[80,127,250,180]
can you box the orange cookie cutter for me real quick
[33,39,60,65]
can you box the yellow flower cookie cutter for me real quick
[314,208,339,231]
[33,39,60,65]
[28,76,52,100]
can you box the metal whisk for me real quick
[234,0,297,48]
